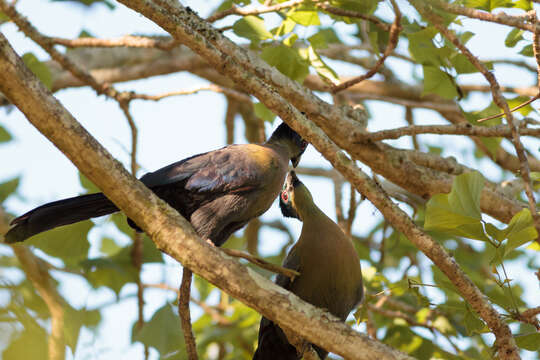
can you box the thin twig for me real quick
[207,0,304,22]
[51,35,178,50]
[315,2,390,31]
[332,0,401,93]
[129,84,252,103]
[353,123,540,142]
[477,94,540,122]
[179,267,198,360]
[221,248,299,279]
[429,0,537,32]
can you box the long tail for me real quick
[253,317,328,360]
[253,317,299,360]
[4,193,118,243]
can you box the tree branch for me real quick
[114,1,519,357]
[179,267,198,360]
[0,30,410,360]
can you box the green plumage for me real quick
[254,171,363,360]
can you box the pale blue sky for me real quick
[0,1,539,359]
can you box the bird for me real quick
[253,171,363,360]
[4,122,308,245]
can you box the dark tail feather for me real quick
[253,318,298,360]
[253,317,328,360]
[4,193,118,243]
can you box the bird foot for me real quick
[205,238,215,247]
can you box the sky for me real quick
[0,0,539,359]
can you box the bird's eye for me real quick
[281,191,288,202]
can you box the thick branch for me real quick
[114,1,520,357]
[0,31,410,360]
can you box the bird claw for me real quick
[205,239,215,247]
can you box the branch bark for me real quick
[0,31,411,360]
[111,1,520,357]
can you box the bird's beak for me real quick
[286,170,300,189]
[291,156,300,168]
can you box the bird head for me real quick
[268,123,308,168]
[279,171,314,221]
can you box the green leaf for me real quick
[78,172,100,193]
[507,95,534,116]
[505,28,524,48]
[329,0,379,14]
[63,305,101,352]
[450,54,478,74]
[0,124,12,143]
[233,16,273,42]
[308,28,341,50]
[26,220,93,265]
[100,237,121,256]
[272,18,296,37]
[408,28,441,66]
[132,303,185,357]
[82,248,139,295]
[519,44,533,57]
[513,0,533,10]
[464,309,487,335]
[0,177,20,203]
[504,209,538,255]
[2,322,48,360]
[425,172,489,241]
[306,46,340,85]
[515,332,540,351]
[253,102,276,123]
[0,11,9,25]
[433,316,454,335]
[50,0,115,9]
[463,0,514,11]
[287,9,320,26]
[422,66,459,100]
[21,53,52,90]
[261,45,309,82]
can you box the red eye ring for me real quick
[281,191,288,202]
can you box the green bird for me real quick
[253,171,363,360]
[5,123,307,246]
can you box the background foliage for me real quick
[0,0,539,359]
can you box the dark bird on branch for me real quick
[253,171,363,360]
[4,123,307,246]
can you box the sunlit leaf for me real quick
[425,172,488,240]
[21,53,52,90]
[503,209,538,255]
[0,124,12,143]
[0,177,19,203]
[261,45,309,82]
[253,102,276,123]
[233,16,273,42]
[287,9,320,26]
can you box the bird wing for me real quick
[140,145,268,194]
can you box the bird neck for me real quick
[294,193,324,223]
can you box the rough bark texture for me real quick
[0,32,411,360]
[111,1,519,357]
